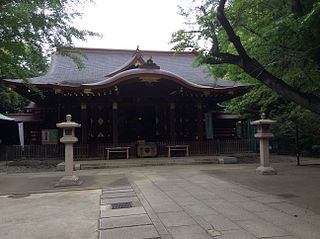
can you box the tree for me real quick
[0,0,100,112]
[171,0,320,114]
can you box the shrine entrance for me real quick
[118,103,169,142]
[119,104,155,142]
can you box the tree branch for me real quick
[205,52,240,64]
[243,58,320,114]
[214,0,320,114]
[217,0,250,61]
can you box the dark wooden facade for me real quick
[5,48,251,146]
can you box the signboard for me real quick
[41,129,58,144]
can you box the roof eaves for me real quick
[0,113,15,121]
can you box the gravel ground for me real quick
[0,160,62,174]
[0,154,315,174]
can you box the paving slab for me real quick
[201,214,241,231]
[236,218,292,238]
[102,188,134,193]
[230,188,267,198]
[203,199,257,221]
[269,202,316,216]
[234,200,274,212]
[131,182,172,238]
[170,195,201,206]
[202,159,320,214]
[149,201,183,213]
[165,190,191,198]
[266,236,301,239]
[158,211,197,227]
[0,190,100,239]
[281,223,320,239]
[301,214,320,227]
[103,186,133,191]
[189,191,219,200]
[99,213,151,229]
[182,203,219,216]
[252,195,286,204]
[100,191,137,199]
[170,232,213,239]
[2,159,320,239]
[215,229,258,239]
[99,224,160,239]
[256,210,302,226]
[218,191,252,202]
[167,224,206,235]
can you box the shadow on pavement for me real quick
[0,174,130,196]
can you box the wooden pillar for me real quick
[57,103,61,122]
[112,102,118,146]
[80,102,87,144]
[197,103,204,141]
[169,102,176,142]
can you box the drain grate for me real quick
[111,201,132,209]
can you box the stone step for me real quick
[56,156,239,171]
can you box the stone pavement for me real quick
[1,160,320,238]
[99,185,160,239]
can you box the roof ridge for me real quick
[61,47,196,56]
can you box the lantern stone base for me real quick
[55,175,83,187]
[256,166,277,175]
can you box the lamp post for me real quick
[251,113,277,175]
[55,114,82,187]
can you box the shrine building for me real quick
[5,47,251,154]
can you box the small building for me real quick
[5,47,251,156]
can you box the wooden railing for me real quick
[1,139,255,161]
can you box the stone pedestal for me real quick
[251,113,277,175]
[55,114,82,187]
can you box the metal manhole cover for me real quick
[111,202,132,209]
[277,193,299,199]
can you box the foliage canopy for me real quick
[0,0,100,112]
[172,0,320,154]
[172,0,320,114]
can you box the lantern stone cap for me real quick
[56,114,81,128]
[250,113,277,126]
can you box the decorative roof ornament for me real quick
[139,57,160,69]
[133,45,140,56]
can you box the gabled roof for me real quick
[7,47,248,89]
[105,48,146,77]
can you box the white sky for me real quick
[73,0,187,51]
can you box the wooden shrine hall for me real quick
[5,47,251,155]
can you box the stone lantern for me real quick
[251,113,277,175]
[55,114,82,187]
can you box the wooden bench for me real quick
[105,147,130,160]
[166,145,189,157]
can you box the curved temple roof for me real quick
[6,47,249,91]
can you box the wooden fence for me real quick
[1,139,256,161]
